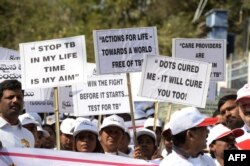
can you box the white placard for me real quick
[172,38,226,81]
[0,47,20,60]
[94,27,158,74]
[0,60,21,82]
[25,98,54,113]
[130,72,156,101]
[24,88,46,101]
[20,35,87,89]
[138,55,212,108]
[25,87,73,113]
[72,74,129,116]
[59,86,74,113]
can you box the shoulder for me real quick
[160,152,192,166]
[189,154,216,166]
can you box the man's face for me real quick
[99,126,124,152]
[190,126,209,152]
[0,89,24,124]
[163,130,173,153]
[238,98,250,126]
[219,100,243,129]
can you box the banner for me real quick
[0,60,21,82]
[20,35,87,89]
[0,147,157,166]
[138,55,211,108]
[172,38,226,81]
[93,27,158,74]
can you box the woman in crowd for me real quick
[73,119,103,153]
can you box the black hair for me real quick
[0,80,22,99]
[172,130,187,146]
[218,94,237,111]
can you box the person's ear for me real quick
[209,142,216,152]
[186,130,195,141]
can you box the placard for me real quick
[138,55,211,108]
[72,74,129,116]
[172,38,226,81]
[0,47,19,60]
[20,36,87,89]
[94,27,158,74]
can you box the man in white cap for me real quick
[60,118,75,151]
[160,107,217,166]
[207,124,243,166]
[99,114,127,156]
[235,83,250,149]
[0,80,34,148]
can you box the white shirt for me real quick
[160,150,216,166]
[0,117,34,148]
[104,151,130,157]
[214,159,221,166]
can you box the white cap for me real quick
[73,117,91,128]
[26,112,42,125]
[136,128,156,144]
[100,114,125,131]
[73,119,98,137]
[207,124,244,145]
[144,117,162,128]
[43,114,63,125]
[44,114,56,125]
[60,118,75,135]
[236,84,250,102]
[169,107,218,135]
[19,113,40,126]
[37,125,50,137]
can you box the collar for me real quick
[173,145,203,159]
[0,116,22,128]
[104,151,118,155]
[243,124,250,133]
[172,145,191,159]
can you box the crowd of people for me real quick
[0,79,250,166]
